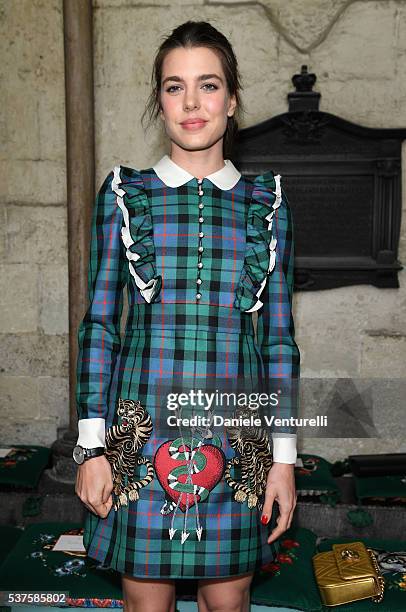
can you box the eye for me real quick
[202,83,218,91]
[166,85,181,93]
[165,83,219,93]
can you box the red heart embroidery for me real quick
[154,440,226,512]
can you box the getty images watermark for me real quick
[164,388,327,430]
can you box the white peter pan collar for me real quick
[153,154,241,190]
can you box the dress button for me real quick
[199,189,204,196]
[199,231,204,238]
[198,262,203,269]
[198,246,204,253]
[199,216,204,223]
[198,203,204,209]
[196,293,202,300]
[196,278,202,285]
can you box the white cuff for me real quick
[76,420,297,462]
[271,433,297,464]
[76,418,106,448]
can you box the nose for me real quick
[184,88,200,111]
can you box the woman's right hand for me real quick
[75,454,114,518]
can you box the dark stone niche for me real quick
[233,65,405,290]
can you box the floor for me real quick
[5,606,301,612]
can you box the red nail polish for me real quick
[261,514,268,525]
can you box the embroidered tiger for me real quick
[224,407,273,511]
[105,397,154,510]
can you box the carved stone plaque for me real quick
[233,66,405,290]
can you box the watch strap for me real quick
[84,447,105,460]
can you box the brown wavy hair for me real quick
[141,20,245,159]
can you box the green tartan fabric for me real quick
[76,163,300,579]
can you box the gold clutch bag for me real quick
[312,541,385,606]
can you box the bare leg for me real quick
[197,571,254,612]
[121,574,176,612]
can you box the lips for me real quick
[181,119,207,125]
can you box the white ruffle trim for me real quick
[244,174,282,313]
[111,165,160,303]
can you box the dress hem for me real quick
[89,560,260,580]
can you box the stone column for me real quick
[48,0,95,483]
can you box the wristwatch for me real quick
[72,444,105,465]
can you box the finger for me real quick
[76,485,97,514]
[285,495,296,529]
[82,499,99,515]
[261,490,276,526]
[102,481,114,512]
[287,495,297,529]
[95,490,113,518]
[101,482,113,503]
[104,495,113,515]
[75,473,98,515]
[87,495,105,516]
[93,501,110,519]
[267,521,288,543]
[267,507,290,543]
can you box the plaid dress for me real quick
[75,161,300,579]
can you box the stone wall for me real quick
[1,0,68,445]
[1,0,405,460]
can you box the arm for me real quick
[255,184,300,464]
[75,170,127,448]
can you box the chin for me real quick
[180,134,224,150]
[173,137,214,152]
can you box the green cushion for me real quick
[251,526,323,611]
[0,523,323,610]
[295,454,340,503]
[0,446,51,488]
[0,522,123,605]
[317,536,406,611]
[354,474,406,504]
[0,525,24,566]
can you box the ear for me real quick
[227,93,237,117]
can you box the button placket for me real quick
[196,178,205,301]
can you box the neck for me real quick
[169,144,225,179]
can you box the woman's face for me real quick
[159,46,237,154]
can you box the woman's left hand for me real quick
[261,462,297,544]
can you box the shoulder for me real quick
[246,169,285,203]
[96,164,146,198]
[243,169,276,190]
[93,165,147,216]
[246,169,287,213]
[111,164,144,187]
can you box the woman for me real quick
[74,20,300,612]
